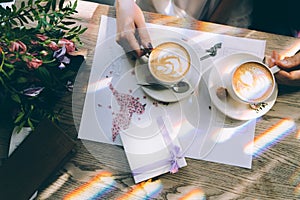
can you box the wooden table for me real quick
[36,1,300,199]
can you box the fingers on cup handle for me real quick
[136,28,153,56]
[116,29,152,58]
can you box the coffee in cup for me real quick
[228,61,278,104]
[148,41,191,85]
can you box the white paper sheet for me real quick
[78,16,266,174]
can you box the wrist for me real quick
[116,0,135,10]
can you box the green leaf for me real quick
[11,94,21,103]
[36,66,52,83]
[52,0,57,11]
[56,25,69,30]
[25,14,34,22]
[72,0,78,11]
[61,21,76,25]
[0,76,4,86]
[17,77,28,83]
[16,121,26,133]
[45,0,52,13]
[12,4,17,13]
[4,63,14,69]
[10,19,18,26]
[27,118,34,130]
[28,0,33,6]
[14,111,25,124]
[19,15,29,24]
[78,27,87,34]
[59,0,65,10]
[21,1,25,9]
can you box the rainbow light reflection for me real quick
[117,179,163,200]
[244,118,296,157]
[87,77,112,94]
[295,183,300,197]
[179,188,206,200]
[64,171,116,200]
[279,40,300,59]
[289,168,300,197]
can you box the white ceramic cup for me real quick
[226,60,280,104]
[148,40,192,86]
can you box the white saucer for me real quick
[208,53,278,121]
[135,35,202,103]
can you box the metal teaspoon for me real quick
[138,81,190,93]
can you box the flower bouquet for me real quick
[0,0,86,133]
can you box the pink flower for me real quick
[26,58,43,69]
[30,40,39,45]
[58,38,75,53]
[48,41,59,51]
[8,41,27,54]
[0,47,3,63]
[6,53,21,63]
[36,34,48,41]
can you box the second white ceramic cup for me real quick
[226,60,280,104]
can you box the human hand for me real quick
[268,51,300,86]
[116,0,152,58]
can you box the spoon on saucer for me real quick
[138,81,190,93]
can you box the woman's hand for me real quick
[116,0,152,58]
[268,51,300,86]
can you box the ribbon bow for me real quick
[169,145,181,174]
[131,117,184,176]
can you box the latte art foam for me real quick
[232,62,274,102]
[149,42,190,83]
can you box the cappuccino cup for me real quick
[227,61,280,104]
[148,41,191,86]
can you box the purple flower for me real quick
[53,45,70,68]
[23,87,44,97]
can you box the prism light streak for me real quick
[244,118,296,157]
[64,171,116,200]
[117,180,163,200]
[295,183,300,197]
[87,77,112,94]
[279,40,300,59]
[289,168,300,197]
[179,188,206,200]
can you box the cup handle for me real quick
[270,65,281,74]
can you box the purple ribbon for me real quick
[132,116,183,176]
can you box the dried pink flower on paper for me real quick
[109,84,146,141]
